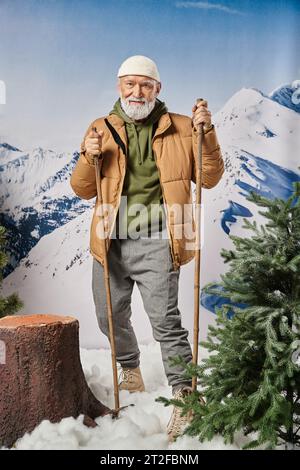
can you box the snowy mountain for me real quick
[199,85,300,314]
[0,143,91,274]
[2,82,300,348]
[268,80,300,114]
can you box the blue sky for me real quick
[0,0,299,151]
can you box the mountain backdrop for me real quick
[1,81,300,348]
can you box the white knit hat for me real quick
[117,55,160,82]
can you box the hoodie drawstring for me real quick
[130,125,142,165]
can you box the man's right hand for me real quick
[84,128,104,156]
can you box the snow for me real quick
[0,146,78,217]
[7,342,253,450]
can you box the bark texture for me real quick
[0,314,111,447]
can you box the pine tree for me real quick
[0,225,23,318]
[158,182,300,449]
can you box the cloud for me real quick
[175,1,246,16]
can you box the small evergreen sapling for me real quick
[0,225,23,318]
[158,183,300,449]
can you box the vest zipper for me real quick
[105,120,179,271]
[152,145,179,271]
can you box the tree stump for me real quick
[0,314,111,448]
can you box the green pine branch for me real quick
[0,225,23,318]
[158,182,300,449]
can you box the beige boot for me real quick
[118,366,145,393]
[167,386,196,442]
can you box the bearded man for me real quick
[70,55,224,441]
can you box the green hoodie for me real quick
[109,98,168,238]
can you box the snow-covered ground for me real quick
[9,343,253,450]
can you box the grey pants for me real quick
[92,237,192,390]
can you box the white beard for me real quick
[120,96,156,121]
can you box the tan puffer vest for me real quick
[70,112,224,270]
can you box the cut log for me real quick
[0,314,111,448]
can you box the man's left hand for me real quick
[192,99,212,129]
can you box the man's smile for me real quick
[129,101,145,105]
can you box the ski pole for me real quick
[192,99,204,392]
